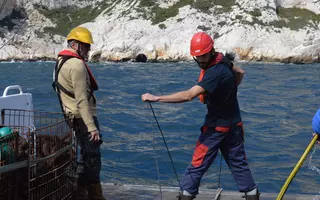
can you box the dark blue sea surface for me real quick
[0,61,320,196]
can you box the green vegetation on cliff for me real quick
[35,0,238,35]
[36,2,112,36]
[138,0,236,24]
[275,7,320,30]
[241,7,320,30]
[34,0,320,36]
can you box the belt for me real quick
[202,122,243,133]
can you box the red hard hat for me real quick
[190,32,214,57]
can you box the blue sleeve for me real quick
[312,108,320,134]
[222,57,233,70]
[197,68,220,94]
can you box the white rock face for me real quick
[26,0,100,9]
[0,0,319,63]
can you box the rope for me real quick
[149,107,163,199]
[276,134,318,200]
[217,152,223,188]
[148,101,181,186]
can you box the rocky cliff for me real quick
[0,0,319,63]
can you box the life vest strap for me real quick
[58,50,98,91]
[52,55,75,99]
[53,81,76,99]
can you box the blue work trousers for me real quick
[180,126,257,195]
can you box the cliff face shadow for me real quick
[0,8,27,38]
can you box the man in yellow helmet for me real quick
[53,26,106,200]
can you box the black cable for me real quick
[218,152,223,188]
[150,113,163,199]
[148,101,181,186]
[153,149,163,199]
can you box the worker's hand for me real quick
[90,129,100,142]
[141,93,159,102]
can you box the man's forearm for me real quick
[77,102,97,132]
[233,72,244,86]
[157,90,193,103]
[232,65,244,86]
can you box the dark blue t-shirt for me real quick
[197,62,242,128]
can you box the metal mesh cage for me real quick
[0,109,77,200]
[0,129,20,199]
[0,130,19,166]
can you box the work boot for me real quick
[243,192,260,200]
[87,182,106,200]
[177,193,196,200]
[73,183,89,200]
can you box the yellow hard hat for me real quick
[67,26,94,44]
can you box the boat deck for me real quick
[102,184,316,200]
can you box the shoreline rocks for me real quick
[0,0,319,64]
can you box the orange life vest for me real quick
[57,50,98,91]
[53,50,99,118]
[197,52,224,103]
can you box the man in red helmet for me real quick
[141,32,258,200]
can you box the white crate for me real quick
[0,85,34,136]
